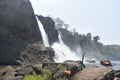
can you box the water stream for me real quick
[36,16,80,62]
[36,16,50,47]
[52,32,80,62]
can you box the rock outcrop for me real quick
[0,0,41,42]
[37,15,58,45]
[73,67,113,80]
[0,66,23,80]
[17,44,55,66]
[0,0,42,65]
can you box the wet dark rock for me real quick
[37,15,59,45]
[0,39,27,65]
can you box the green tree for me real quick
[53,17,64,29]
[93,36,100,44]
[87,33,92,41]
[64,24,69,30]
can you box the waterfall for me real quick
[36,16,50,47]
[36,16,80,62]
[52,32,80,62]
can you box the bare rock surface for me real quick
[0,0,41,65]
[73,66,112,80]
[0,66,23,80]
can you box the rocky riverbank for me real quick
[0,64,120,80]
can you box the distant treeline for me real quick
[52,17,120,60]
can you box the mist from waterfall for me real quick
[36,16,50,47]
[52,32,80,62]
[36,16,81,62]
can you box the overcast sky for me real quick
[30,0,120,45]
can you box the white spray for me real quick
[36,16,50,47]
[52,32,80,62]
[36,16,80,62]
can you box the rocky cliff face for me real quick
[37,15,58,45]
[0,0,41,42]
[0,0,42,65]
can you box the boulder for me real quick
[73,66,112,80]
[0,66,23,80]
[15,66,34,77]
[32,64,43,75]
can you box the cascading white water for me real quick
[36,16,50,47]
[36,16,80,62]
[52,32,80,62]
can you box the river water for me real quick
[85,60,120,70]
